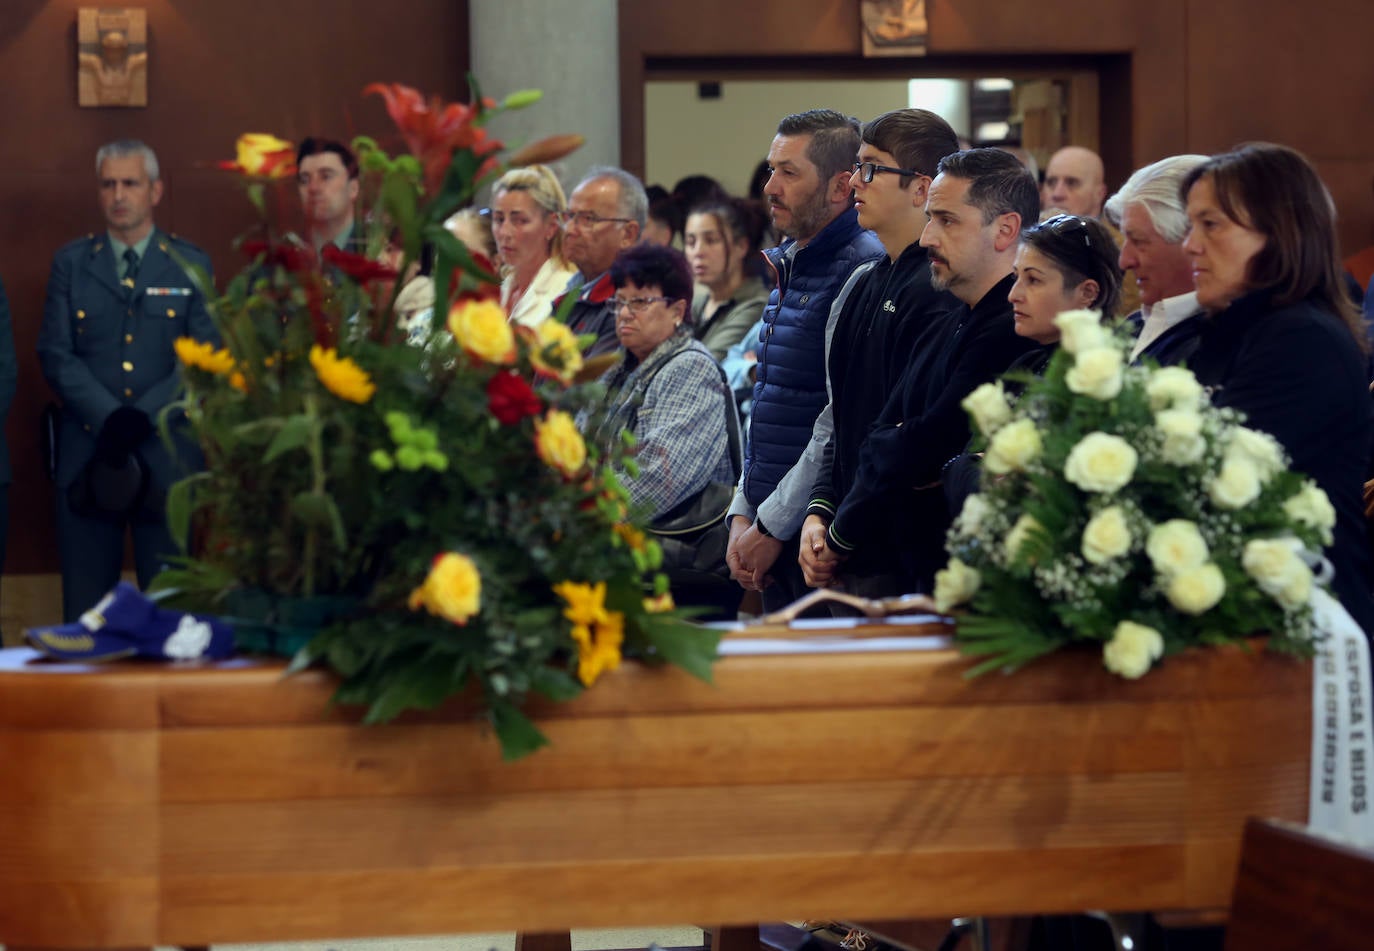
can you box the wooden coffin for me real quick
[0,632,1310,948]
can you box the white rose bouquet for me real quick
[939,311,1332,679]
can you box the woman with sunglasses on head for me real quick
[1007,213,1123,372]
[1181,142,1374,635]
[944,214,1123,511]
[489,164,576,328]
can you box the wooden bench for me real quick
[1224,817,1374,949]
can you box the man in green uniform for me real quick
[38,139,215,621]
[296,137,364,254]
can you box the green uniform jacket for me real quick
[37,229,216,489]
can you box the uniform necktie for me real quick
[122,248,140,292]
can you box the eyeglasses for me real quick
[610,295,672,315]
[557,210,633,230]
[852,161,921,184]
[1040,214,1095,248]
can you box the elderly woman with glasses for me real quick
[584,244,736,523]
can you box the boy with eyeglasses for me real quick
[793,108,961,596]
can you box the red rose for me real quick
[243,239,317,274]
[486,371,542,425]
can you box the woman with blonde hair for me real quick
[490,164,576,327]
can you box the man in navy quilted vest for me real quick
[725,110,883,611]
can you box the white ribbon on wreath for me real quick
[1306,557,1374,846]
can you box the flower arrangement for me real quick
[156,82,719,758]
[936,310,1333,678]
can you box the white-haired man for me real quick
[1104,154,1210,365]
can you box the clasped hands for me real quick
[726,516,783,591]
[798,513,843,587]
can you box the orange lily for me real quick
[364,82,503,193]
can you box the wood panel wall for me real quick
[0,0,469,579]
[618,0,1374,254]
[5,0,1368,601]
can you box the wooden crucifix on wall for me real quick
[77,7,148,107]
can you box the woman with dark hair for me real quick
[643,185,682,247]
[684,198,769,360]
[671,174,730,217]
[1181,141,1374,634]
[1007,213,1124,370]
[586,244,735,520]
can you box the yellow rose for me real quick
[1166,562,1226,615]
[1243,538,1313,609]
[1063,432,1138,493]
[529,319,583,384]
[961,381,1012,436]
[1146,519,1210,577]
[309,345,376,403]
[1155,408,1206,466]
[1284,481,1336,545]
[933,558,981,613]
[1004,513,1043,564]
[1082,506,1131,565]
[535,409,587,478]
[1225,426,1285,482]
[984,418,1043,475]
[1208,457,1261,509]
[1146,365,1204,412]
[1065,346,1124,401]
[233,133,295,178]
[1054,309,1109,354]
[1102,620,1165,679]
[643,592,676,613]
[448,299,516,364]
[407,552,481,624]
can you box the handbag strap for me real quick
[623,340,742,480]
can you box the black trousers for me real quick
[56,488,174,622]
